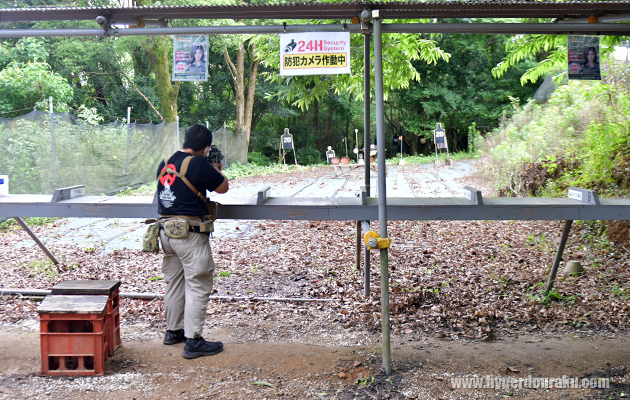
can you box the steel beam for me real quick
[2,195,630,221]
[0,23,629,38]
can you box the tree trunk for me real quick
[410,136,418,156]
[324,105,334,146]
[224,41,260,145]
[142,36,180,122]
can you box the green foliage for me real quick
[392,32,540,154]
[296,146,323,165]
[0,37,49,68]
[493,32,620,85]
[247,151,272,165]
[393,151,472,166]
[0,217,58,230]
[481,61,630,197]
[254,24,450,111]
[0,61,73,115]
[223,162,302,180]
[28,259,58,282]
[116,183,157,197]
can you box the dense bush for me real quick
[479,61,630,198]
[296,146,322,165]
[247,151,272,166]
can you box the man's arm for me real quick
[211,163,229,194]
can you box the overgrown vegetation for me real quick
[0,217,58,230]
[479,61,630,199]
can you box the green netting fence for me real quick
[0,111,247,195]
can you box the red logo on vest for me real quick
[160,164,177,186]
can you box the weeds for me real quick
[28,259,58,281]
[0,217,58,230]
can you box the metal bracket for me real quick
[360,185,368,205]
[257,186,271,205]
[364,230,391,250]
[51,185,86,203]
[568,187,600,205]
[463,186,483,205]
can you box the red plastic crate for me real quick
[38,295,109,376]
[51,280,121,356]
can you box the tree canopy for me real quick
[0,0,598,162]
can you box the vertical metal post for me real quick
[355,128,359,163]
[126,107,131,186]
[175,116,180,152]
[224,125,228,168]
[362,27,372,300]
[364,241,371,297]
[363,32,371,197]
[545,220,573,295]
[49,97,56,188]
[14,217,60,266]
[356,221,361,269]
[374,14,391,376]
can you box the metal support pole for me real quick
[364,241,371,297]
[175,116,180,152]
[224,125,228,168]
[126,107,131,186]
[545,220,573,295]
[363,32,371,197]
[374,15,391,376]
[14,217,60,266]
[360,220,372,297]
[355,128,359,163]
[49,97,56,188]
[356,221,361,269]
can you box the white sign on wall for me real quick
[280,32,351,76]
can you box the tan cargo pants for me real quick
[160,230,215,339]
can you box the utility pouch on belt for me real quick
[142,223,160,254]
[198,219,214,233]
[206,201,218,222]
[163,218,190,238]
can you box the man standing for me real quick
[156,124,228,359]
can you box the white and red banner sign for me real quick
[280,32,351,76]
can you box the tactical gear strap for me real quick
[158,153,217,221]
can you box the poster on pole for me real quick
[280,32,351,76]
[568,36,601,81]
[172,35,208,81]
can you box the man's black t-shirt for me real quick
[156,151,224,216]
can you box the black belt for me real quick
[189,226,209,234]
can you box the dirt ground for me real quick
[1,316,629,399]
[1,162,629,399]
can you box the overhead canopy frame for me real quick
[2,1,630,22]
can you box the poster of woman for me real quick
[172,35,208,81]
[568,36,601,81]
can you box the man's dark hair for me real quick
[183,125,213,151]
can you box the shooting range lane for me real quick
[10,163,474,252]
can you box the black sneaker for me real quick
[163,329,185,345]
[182,337,223,359]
